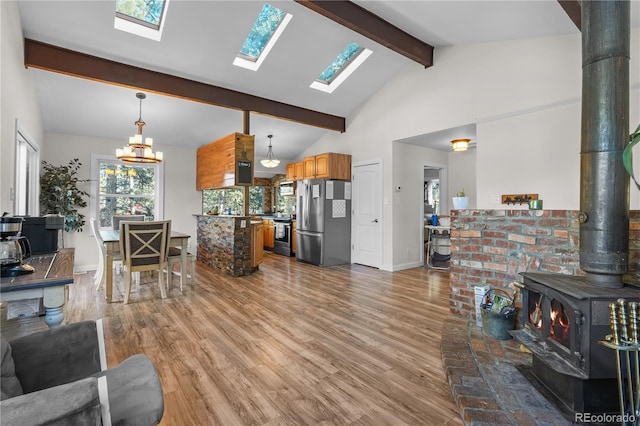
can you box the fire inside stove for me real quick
[529,292,571,349]
[550,300,570,347]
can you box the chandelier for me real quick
[116,92,163,163]
[451,138,470,152]
[260,134,280,168]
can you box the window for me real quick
[233,3,292,71]
[14,130,39,216]
[91,155,164,228]
[203,187,265,215]
[114,0,169,41]
[310,42,373,93]
[276,186,296,215]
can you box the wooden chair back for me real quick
[118,220,171,303]
[112,214,145,231]
[119,220,171,270]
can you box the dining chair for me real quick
[90,218,123,290]
[111,214,145,231]
[166,247,195,291]
[119,220,171,304]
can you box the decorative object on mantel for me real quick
[528,199,543,210]
[451,138,470,152]
[116,92,163,163]
[260,134,280,168]
[501,193,538,205]
[452,188,468,209]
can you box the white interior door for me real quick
[352,160,382,267]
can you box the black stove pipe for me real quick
[579,0,630,288]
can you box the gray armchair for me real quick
[1,320,164,426]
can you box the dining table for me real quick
[99,229,191,303]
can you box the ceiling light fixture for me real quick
[451,138,470,152]
[116,92,163,163]
[260,134,280,168]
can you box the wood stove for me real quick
[509,1,638,420]
[512,273,639,416]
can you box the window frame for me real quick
[14,125,40,216]
[114,0,170,41]
[233,4,292,71]
[90,154,164,233]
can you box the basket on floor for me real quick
[480,288,517,340]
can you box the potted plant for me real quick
[452,188,469,210]
[40,158,90,232]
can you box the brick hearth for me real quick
[441,316,570,425]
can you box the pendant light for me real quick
[451,138,470,152]
[260,134,280,168]
[116,92,163,163]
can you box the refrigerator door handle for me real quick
[304,181,310,229]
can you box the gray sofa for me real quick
[1,320,164,426]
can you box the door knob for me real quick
[372,219,379,223]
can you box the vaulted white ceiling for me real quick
[18,1,630,167]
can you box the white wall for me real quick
[43,133,200,271]
[392,142,448,269]
[302,30,640,271]
[1,1,44,214]
[447,149,476,209]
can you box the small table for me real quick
[0,248,75,327]
[99,230,190,303]
[425,225,451,270]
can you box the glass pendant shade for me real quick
[260,135,280,168]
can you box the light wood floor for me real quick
[2,252,463,426]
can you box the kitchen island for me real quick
[196,215,262,276]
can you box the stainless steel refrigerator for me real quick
[296,179,351,266]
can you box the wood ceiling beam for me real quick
[557,0,581,30]
[23,39,346,133]
[294,0,433,68]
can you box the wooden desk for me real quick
[99,230,190,303]
[0,248,74,327]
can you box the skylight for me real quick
[233,3,292,71]
[114,0,169,41]
[310,42,373,94]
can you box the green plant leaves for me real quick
[40,158,90,232]
[623,123,640,189]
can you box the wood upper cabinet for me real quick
[302,153,351,180]
[196,132,255,190]
[286,162,304,181]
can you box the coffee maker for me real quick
[1,216,34,277]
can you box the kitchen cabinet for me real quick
[302,153,351,180]
[263,219,274,250]
[292,220,297,254]
[286,162,304,181]
[251,222,264,267]
[196,132,255,190]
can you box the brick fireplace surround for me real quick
[441,209,640,425]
